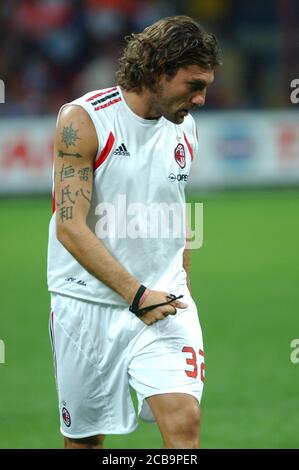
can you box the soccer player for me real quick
[47,15,220,449]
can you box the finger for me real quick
[166,295,188,309]
[165,306,177,316]
[173,301,188,309]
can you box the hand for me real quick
[138,290,188,325]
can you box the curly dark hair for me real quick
[116,15,222,92]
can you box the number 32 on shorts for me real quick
[182,346,205,382]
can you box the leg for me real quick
[64,434,105,449]
[147,393,200,449]
[50,297,138,448]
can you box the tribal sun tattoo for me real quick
[61,123,81,148]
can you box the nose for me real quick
[191,90,206,107]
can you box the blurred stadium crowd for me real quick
[0,0,298,115]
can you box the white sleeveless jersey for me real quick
[47,86,198,305]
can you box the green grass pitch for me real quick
[0,189,298,448]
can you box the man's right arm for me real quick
[54,104,140,304]
[54,105,187,323]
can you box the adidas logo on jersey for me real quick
[113,143,130,156]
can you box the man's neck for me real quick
[121,88,161,120]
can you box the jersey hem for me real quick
[49,288,128,307]
[60,422,139,439]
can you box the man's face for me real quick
[152,64,215,124]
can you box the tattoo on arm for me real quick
[57,185,75,206]
[60,123,81,148]
[57,150,82,159]
[57,185,91,217]
[75,188,91,203]
[59,164,75,181]
[59,206,73,223]
[78,167,92,181]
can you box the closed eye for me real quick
[187,78,213,92]
[188,80,206,92]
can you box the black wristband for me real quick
[129,294,184,318]
[129,284,147,314]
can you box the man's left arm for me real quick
[183,120,198,295]
[183,244,192,294]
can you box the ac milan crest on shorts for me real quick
[62,407,71,427]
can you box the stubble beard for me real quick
[150,83,183,124]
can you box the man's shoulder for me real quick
[180,113,196,134]
[185,113,196,126]
[71,86,120,108]
[57,86,122,128]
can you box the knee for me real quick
[162,404,200,449]
[64,434,105,449]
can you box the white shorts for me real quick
[49,287,204,438]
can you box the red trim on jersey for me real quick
[52,192,55,213]
[85,87,118,102]
[94,131,115,170]
[94,97,121,111]
[50,310,58,382]
[183,132,194,161]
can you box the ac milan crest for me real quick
[62,407,71,427]
[174,143,186,169]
